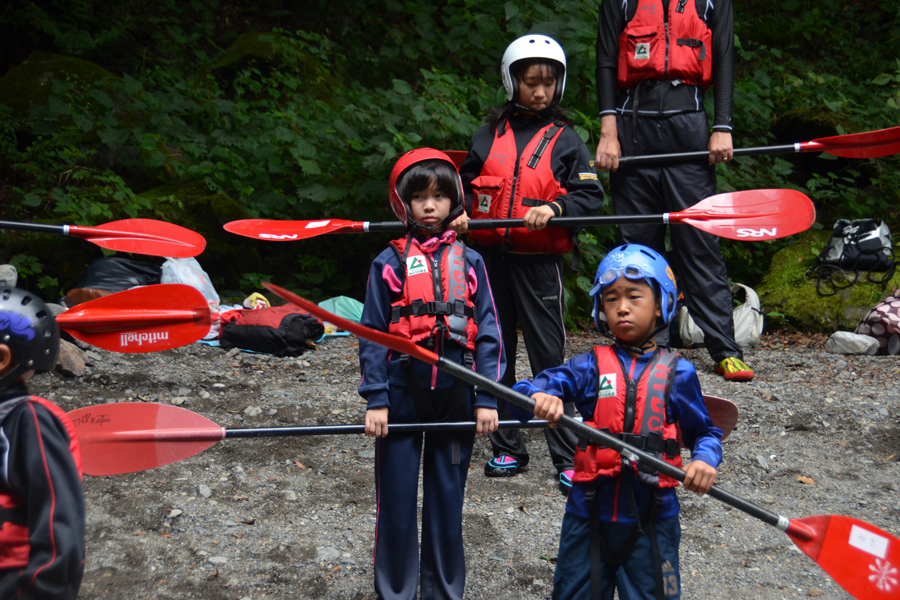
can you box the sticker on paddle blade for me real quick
[788,515,900,598]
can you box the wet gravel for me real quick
[29,332,900,599]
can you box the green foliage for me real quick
[1,0,899,329]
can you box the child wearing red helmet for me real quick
[358,149,505,600]
[512,245,721,600]
[0,288,85,600]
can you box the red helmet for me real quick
[389,148,465,231]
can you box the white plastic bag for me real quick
[161,258,221,340]
[678,283,763,350]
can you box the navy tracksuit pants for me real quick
[373,385,475,600]
[472,246,577,473]
[611,111,742,363]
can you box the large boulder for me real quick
[756,230,900,332]
[0,51,117,120]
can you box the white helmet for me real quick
[501,34,567,106]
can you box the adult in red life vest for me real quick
[512,244,721,599]
[0,288,85,600]
[452,35,605,495]
[358,149,504,600]
[595,0,754,382]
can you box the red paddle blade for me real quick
[675,395,738,448]
[806,126,900,159]
[56,284,212,353]
[262,282,438,365]
[671,189,815,241]
[68,219,206,258]
[69,403,224,476]
[442,150,468,169]
[787,515,900,598]
[224,218,361,241]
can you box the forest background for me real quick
[0,0,898,328]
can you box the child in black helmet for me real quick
[0,288,85,600]
[358,149,505,600]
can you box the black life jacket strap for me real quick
[526,122,565,169]
[578,428,680,458]
[391,300,477,324]
[0,505,27,526]
[676,38,706,60]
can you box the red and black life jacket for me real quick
[467,120,573,255]
[573,346,682,488]
[388,236,477,351]
[617,0,713,91]
[0,396,83,570]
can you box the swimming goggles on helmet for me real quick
[589,265,655,296]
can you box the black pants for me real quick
[473,245,577,473]
[611,111,742,363]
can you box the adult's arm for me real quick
[595,0,624,117]
[709,0,735,132]
[6,403,85,600]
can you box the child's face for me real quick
[517,64,557,112]
[601,278,661,346]
[410,180,452,234]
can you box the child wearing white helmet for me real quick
[358,149,504,599]
[452,34,605,495]
[512,244,722,600]
[0,288,85,600]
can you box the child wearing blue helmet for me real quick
[512,244,722,600]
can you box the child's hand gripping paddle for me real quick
[262,281,899,600]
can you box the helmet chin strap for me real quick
[513,102,556,119]
[606,320,669,356]
[408,204,465,235]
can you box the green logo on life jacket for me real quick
[406,255,429,276]
[477,193,492,213]
[635,42,650,60]
[598,373,617,398]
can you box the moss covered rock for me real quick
[756,231,900,332]
[213,31,339,100]
[135,181,262,287]
[0,51,117,119]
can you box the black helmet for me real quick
[0,288,59,387]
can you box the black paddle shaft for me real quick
[618,144,801,167]
[434,357,791,532]
[0,221,67,235]
[364,214,669,234]
[223,419,551,438]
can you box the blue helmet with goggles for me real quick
[590,244,677,334]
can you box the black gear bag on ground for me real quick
[220,305,324,357]
[806,219,895,296]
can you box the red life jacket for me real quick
[617,0,713,91]
[0,396,83,570]
[388,237,477,351]
[573,346,682,488]
[467,120,573,254]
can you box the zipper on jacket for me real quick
[505,157,521,245]
[428,249,442,389]
[664,8,670,81]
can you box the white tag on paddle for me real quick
[849,524,888,558]
[305,220,331,229]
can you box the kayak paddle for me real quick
[0,218,207,258]
[264,281,899,600]
[224,189,815,243]
[66,396,737,476]
[56,284,212,353]
[618,125,900,166]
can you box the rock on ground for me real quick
[29,334,900,599]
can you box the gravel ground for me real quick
[29,331,900,600]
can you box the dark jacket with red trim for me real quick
[596,0,735,131]
[512,346,721,523]
[0,385,85,600]
[359,234,505,413]
[460,112,605,255]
